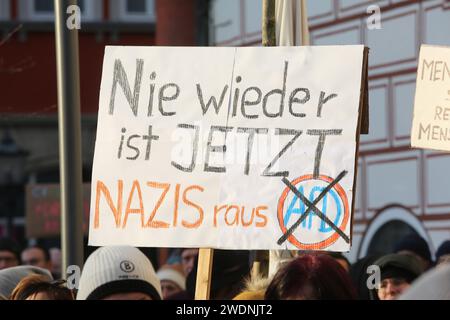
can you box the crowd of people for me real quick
[0,235,449,300]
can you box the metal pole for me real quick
[54,0,84,278]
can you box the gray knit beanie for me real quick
[0,266,53,299]
[76,246,162,300]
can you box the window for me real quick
[35,0,53,12]
[127,0,147,13]
[367,220,418,256]
[20,0,100,21]
[117,0,155,22]
[0,0,10,20]
[30,0,54,20]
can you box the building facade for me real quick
[1,0,449,261]
[0,0,202,240]
[210,0,450,261]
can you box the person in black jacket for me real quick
[370,253,423,300]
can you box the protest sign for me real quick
[26,183,90,238]
[411,45,450,151]
[89,46,367,251]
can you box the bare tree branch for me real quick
[0,24,23,47]
[0,25,36,74]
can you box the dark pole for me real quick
[54,0,84,277]
[196,0,210,46]
[249,0,277,279]
[262,0,276,47]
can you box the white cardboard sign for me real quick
[411,45,450,151]
[89,46,365,251]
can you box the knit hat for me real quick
[156,264,186,290]
[436,240,450,261]
[380,266,417,283]
[369,253,423,300]
[0,266,53,299]
[375,253,423,282]
[393,234,432,263]
[76,246,162,300]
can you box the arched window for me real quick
[366,220,418,255]
[358,205,432,258]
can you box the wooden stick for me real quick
[300,0,310,45]
[251,250,269,279]
[195,248,214,300]
[256,0,276,279]
[262,0,276,47]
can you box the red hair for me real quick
[265,253,357,300]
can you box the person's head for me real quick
[0,238,21,270]
[186,250,251,300]
[349,254,383,300]
[180,248,199,276]
[0,266,53,299]
[372,253,423,300]
[156,264,186,299]
[21,245,52,271]
[435,240,450,266]
[76,245,162,300]
[233,289,266,300]
[233,274,270,300]
[10,275,73,300]
[265,253,357,300]
[325,252,351,272]
[394,234,432,270]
